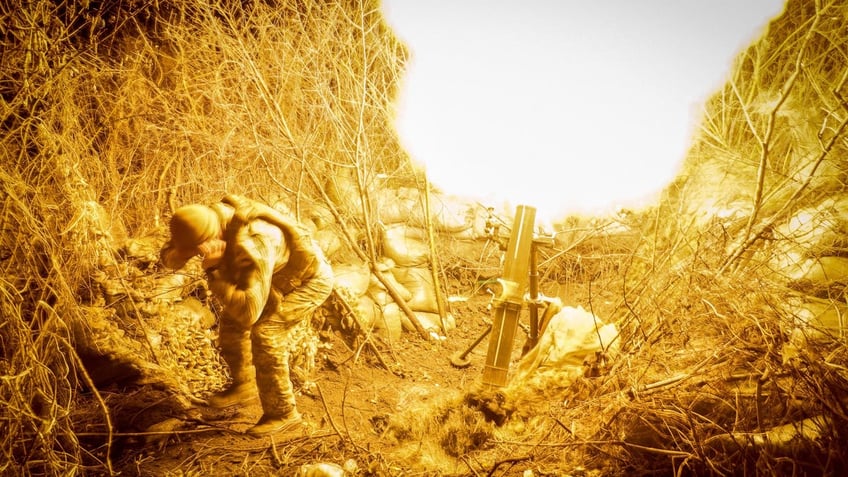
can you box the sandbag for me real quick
[315,229,342,259]
[400,311,455,335]
[786,256,848,296]
[780,198,848,254]
[306,203,335,230]
[373,302,402,342]
[401,311,437,333]
[326,172,372,221]
[428,194,476,233]
[333,263,370,296]
[393,225,427,240]
[798,256,848,285]
[381,224,430,268]
[391,266,439,313]
[368,271,412,306]
[788,299,848,343]
[376,186,420,225]
[355,295,379,331]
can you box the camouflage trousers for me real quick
[218,260,333,418]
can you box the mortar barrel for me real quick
[481,205,536,387]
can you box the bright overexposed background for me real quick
[382,0,786,221]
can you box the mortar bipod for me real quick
[522,232,554,355]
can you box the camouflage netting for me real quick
[2,0,848,475]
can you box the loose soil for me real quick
[105,293,520,476]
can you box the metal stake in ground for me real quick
[449,324,493,368]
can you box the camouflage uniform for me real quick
[161,195,333,425]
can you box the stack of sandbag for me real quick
[331,257,455,343]
[326,173,485,238]
[330,260,409,342]
[331,237,462,343]
[375,187,485,238]
[271,199,344,261]
[389,262,455,336]
[324,183,496,340]
[379,223,459,335]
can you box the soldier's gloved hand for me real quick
[198,238,226,271]
[207,269,231,297]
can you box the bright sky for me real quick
[382,0,786,221]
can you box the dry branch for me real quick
[736,1,823,245]
[3,0,847,475]
[302,162,431,340]
[720,97,848,273]
[422,172,450,334]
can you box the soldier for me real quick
[160,195,333,436]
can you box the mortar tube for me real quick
[481,205,536,387]
[481,298,524,386]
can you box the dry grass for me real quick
[443,1,848,474]
[2,0,848,475]
[1,0,408,474]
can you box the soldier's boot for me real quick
[247,319,302,436]
[246,409,303,436]
[207,378,259,408]
[208,328,258,408]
